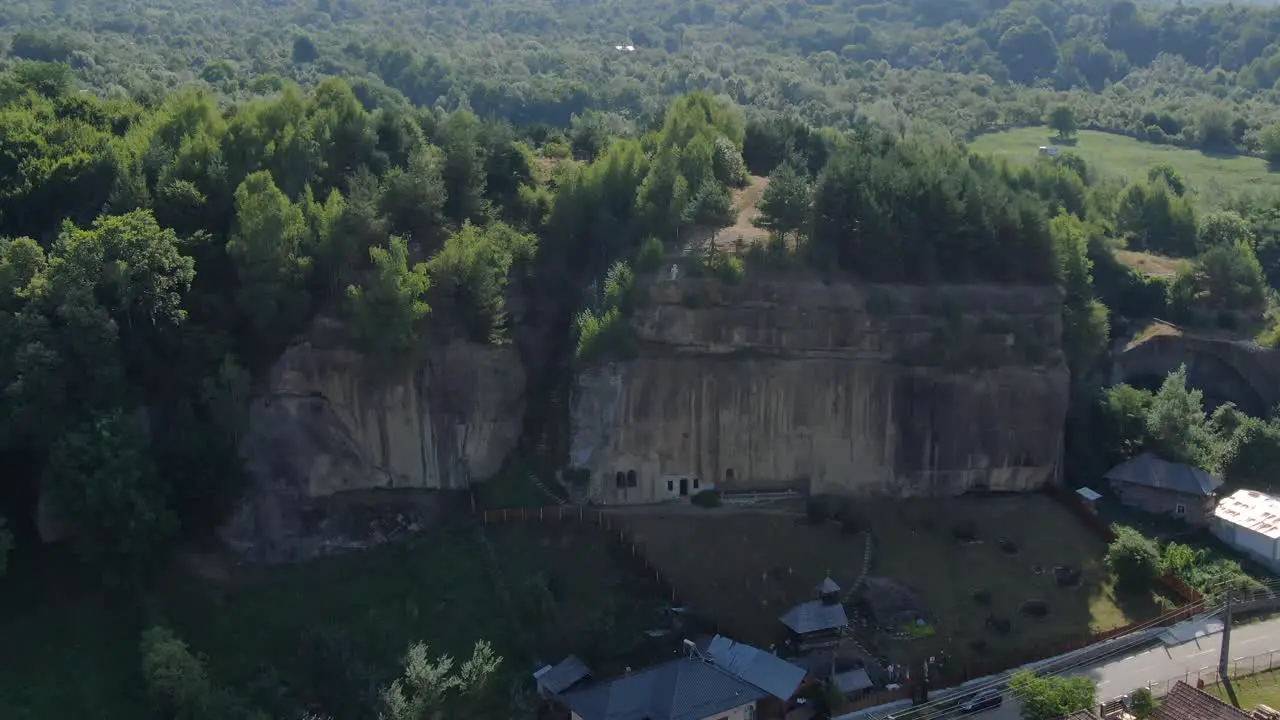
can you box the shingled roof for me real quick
[1154,681,1252,720]
[1104,453,1223,496]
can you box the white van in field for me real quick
[1038,145,1061,157]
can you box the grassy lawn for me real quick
[0,523,670,720]
[970,126,1280,208]
[845,495,1174,670]
[1113,250,1185,278]
[621,509,869,648]
[1210,666,1280,711]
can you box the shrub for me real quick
[691,489,721,508]
[972,589,992,606]
[636,235,665,272]
[696,250,745,285]
[575,306,636,364]
[139,626,215,716]
[1129,687,1156,719]
[1106,526,1161,594]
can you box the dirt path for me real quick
[681,175,771,254]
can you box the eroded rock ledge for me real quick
[222,341,524,562]
[570,278,1069,503]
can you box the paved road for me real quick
[954,615,1280,720]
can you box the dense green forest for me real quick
[6,0,1280,717]
[11,0,1280,148]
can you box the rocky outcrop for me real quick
[570,278,1069,502]
[222,341,524,562]
[1113,326,1280,418]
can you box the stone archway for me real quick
[1114,335,1272,418]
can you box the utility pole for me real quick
[1219,589,1241,708]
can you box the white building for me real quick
[1211,488,1280,573]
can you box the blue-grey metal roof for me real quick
[534,655,592,695]
[1104,453,1223,496]
[703,635,808,701]
[832,668,874,694]
[780,600,848,634]
[557,658,767,720]
[816,577,842,595]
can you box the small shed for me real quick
[832,668,874,698]
[1104,454,1223,526]
[1212,489,1280,573]
[533,655,592,698]
[1076,486,1102,514]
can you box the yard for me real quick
[620,508,869,649]
[845,495,1175,671]
[1210,667,1280,711]
[0,522,670,720]
[969,127,1280,210]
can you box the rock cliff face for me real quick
[570,278,1069,502]
[222,341,524,562]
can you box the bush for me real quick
[1129,687,1156,719]
[972,589,992,606]
[636,235,665,272]
[575,306,636,364]
[139,626,215,716]
[691,489,721,508]
[696,250,745,284]
[1106,526,1161,594]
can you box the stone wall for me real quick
[570,278,1069,502]
[222,341,525,562]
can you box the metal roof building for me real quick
[1104,453,1223,496]
[699,635,807,701]
[779,600,849,635]
[556,658,768,720]
[1212,488,1280,572]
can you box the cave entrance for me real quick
[679,478,689,496]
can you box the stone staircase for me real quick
[842,529,875,604]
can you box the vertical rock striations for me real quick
[570,278,1069,503]
[223,341,524,562]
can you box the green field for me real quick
[1211,667,1280,711]
[970,126,1280,208]
[0,523,670,720]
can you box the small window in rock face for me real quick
[615,471,625,488]
[627,470,637,488]
[693,477,700,489]
[1175,503,1187,516]
[667,479,674,492]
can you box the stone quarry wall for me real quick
[570,278,1069,502]
[222,341,524,562]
